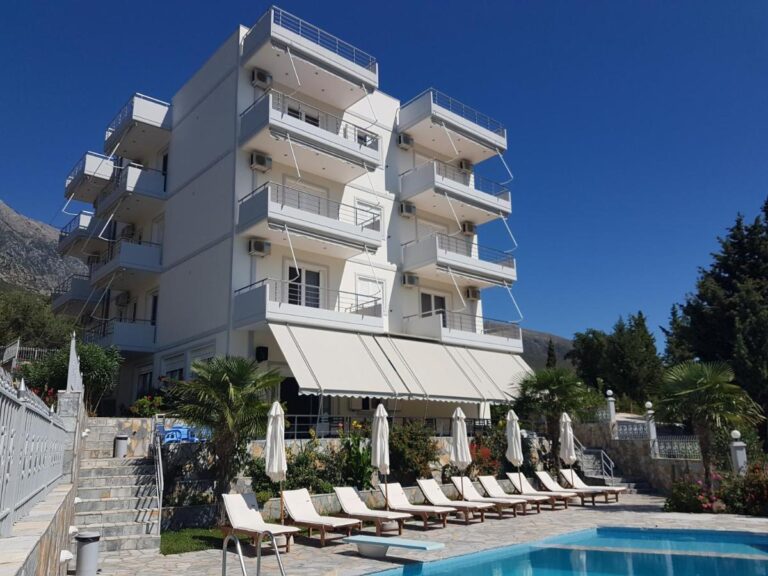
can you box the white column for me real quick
[606,389,618,440]
[729,430,748,476]
[645,401,658,457]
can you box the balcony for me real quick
[58,211,95,255]
[398,89,507,163]
[238,182,381,257]
[242,6,378,107]
[95,164,166,220]
[51,274,102,315]
[64,152,116,203]
[240,90,380,182]
[403,233,516,288]
[89,239,162,290]
[84,318,156,354]
[104,94,171,159]
[403,311,523,353]
[233,278,384,333]
[400,161,511,224]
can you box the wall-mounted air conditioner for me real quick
[465,287,481,301]
[397,133,413,150]
[401,273,419,288]
[250,152,272,172]
[251,68,273,90]
[399,202,416,218]
[248,238,271,257]
[460,221,476,236]
[458,159,474,173]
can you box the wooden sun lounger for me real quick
[559,468,626,502]
[282,488,362,546]
[534,471,598,506]
[506,472,575,509]
[221,493,299,553]
[477,475,549,513]
[417,478,492,524]
[450,477,527,517]
[334,487,412,535]
[379,482,456,528]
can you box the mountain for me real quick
[521,328,573,371]
[0,200,86,294]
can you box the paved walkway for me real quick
[99,494,768,575]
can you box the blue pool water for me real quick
[371,528,768,576]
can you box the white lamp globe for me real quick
[606,390,613,397]
[645,401,653,410]
[731,430,742,441]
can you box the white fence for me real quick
[0,370,66,536]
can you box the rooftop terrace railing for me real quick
[247,6,377,72]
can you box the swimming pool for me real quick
[371,527,768,576]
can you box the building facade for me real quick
[53,7,531,421]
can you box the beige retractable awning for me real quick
[466,348,533,399]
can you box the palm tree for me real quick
[655,361,764,491]
[513,367,600,468]
[166,356,282,505]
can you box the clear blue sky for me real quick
[2,1,767,346]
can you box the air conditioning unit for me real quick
[401,273,419,288]
[465,287,481,301]
[461,221,476,236]
[120,224,135,239]
[115,292,131,307]
[397,133,413,150]
[458,159,474,173]
[248,238,271,257]
[249,152,271,173]
[399,202,416,218]
[250,68,273,89]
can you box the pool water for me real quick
[371,528,768,576]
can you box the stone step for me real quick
[79,465,155,478]
[80,456,153,468]
[79,474,156,487]
[77,484,158,500]
[76,521,158,538]
[99,534,160,552]
[75,496,159,512]
[75,508,160,525]
[83,448,123,459]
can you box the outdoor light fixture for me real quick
[606,390,613,397]
[645,401,653,410]
[731,430,742,441]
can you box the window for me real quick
[421,291,448,328]
[356,200,381,232]
[287,265,322,308]
[137,369,153,397]
[163,354,185,383]
[357,276,384,316]
[283,176,329,217]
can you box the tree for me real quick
[666,199,768,418]
[602,312,663,401]
[566,328,608,388]
[545,338,557,368]
[661,305,695,365]
[21,343,122,414]
[166,357,281,507]
[0,290,72,349]
[513,368,601,467]
[655,361,764,491]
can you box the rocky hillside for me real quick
[521,328,573,370]
[0,200,86,294]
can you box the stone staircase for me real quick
[75,420,161,552]
[580,450,653,494]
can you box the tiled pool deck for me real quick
[99,494,768,575]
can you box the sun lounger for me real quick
[333,487,412,535]
[559,469,626,502]
[343,535,444,559]
[450,477,527,517]
[221,493,299,552]
[417,478,493,524]
[282,488,361,546]
[534,471,598,506]
[506,472,575,509]
[477,475,549,513]
[378,482,456,528]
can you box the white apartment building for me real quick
[53,6,532,424]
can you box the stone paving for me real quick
[98,494,768,575]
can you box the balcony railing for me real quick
[59,211,93,239]
[402,88,505,136]
[411,310,522,340]
[433,160,509,198]
[89,238,162,273]
[242,89,380,152]
[247,6,377,72]
[105,93,171,142]
[65,152,115,188]
[406,233,516,268]
[235,278,382,318]
[51,274,90,299]
[83,318,155,343]
[240,182,380,230]
[94,163,167,210]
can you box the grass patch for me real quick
[160,527,248,555]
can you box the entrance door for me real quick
[420,290,448,327]
[286,265,322,308]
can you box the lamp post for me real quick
[645,401,658,458]
[729,429,748,476]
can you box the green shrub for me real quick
[718,464,768,516]
[389,421,439,485]
[663,479,708,513]
[129,394,165,417]
[337,420,374,490]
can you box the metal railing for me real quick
[282,414,492,440]
[151,414,165,533]
[616,421,649,440]
[0,369,66,536]
[82,318,156,345]
[433,233,516,268]
[105,93,170,142]
[235,278,382,318]
[403,89,505,137]
[652,435,702,460]
[59,211,93,239]
[240,182,379,230]
[51,274,89,300]
[433,160,509,198]
[1,339,55,371]
[65,152,115,188]
[408,310,522,340]
[243,89,379,151]
[264,6,377,72]
[89,238,162,274]
[93,163,166,210]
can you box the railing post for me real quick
[729,430,748,476]
[606,389,618,440]
[645,401,658,457]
